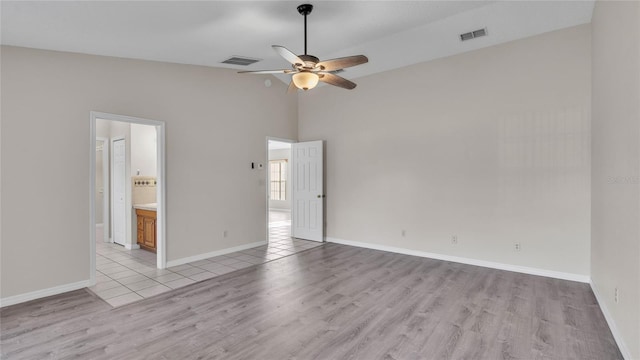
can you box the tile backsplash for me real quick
[132,176,157,205]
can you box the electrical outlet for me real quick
[451,235,458,245]
[514,243,521,251]
[401,230,406,237]
[614,288,619,304]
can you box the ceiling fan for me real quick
[239,3,368,92]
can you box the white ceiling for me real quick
[1,1,594,83]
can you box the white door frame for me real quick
[266,136,295,242]
[96,137,110,243]
[89,111,167,287]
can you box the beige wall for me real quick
[299,25,592,277]
[591,1,640,358]
[0,46,297,298]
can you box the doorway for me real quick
[267,139,293,243]
[89,112,166,288]
[266,137,325,244]
[265,137,323,259]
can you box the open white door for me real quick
[292,140,323,242]
[112,138,126,246]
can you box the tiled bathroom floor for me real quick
[90,211,321,307]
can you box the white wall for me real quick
[591,1,640,358]
[268,147,291,210]
[131,123,157,177]
[0,46,297,299]
[299,24,591,278]
[96,119,110,138]
[95,120,110,235]
[95,140,104,225]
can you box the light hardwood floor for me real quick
[1,244,622,359]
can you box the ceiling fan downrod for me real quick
[297,4,313,55]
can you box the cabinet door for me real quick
[143,217,156,249]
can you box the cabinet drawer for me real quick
[135,209,157,219]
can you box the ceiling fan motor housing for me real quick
[297,54,319,69]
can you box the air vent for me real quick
[460,28,487,41]
[221,56,262,66]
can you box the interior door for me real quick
[292,140,323,242]
[113,139,126,245]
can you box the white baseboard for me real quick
[166,240,268,268]
[326,237,590,283]
[590,281,633,360]
[125,243,140,250]
[0,279,91,308]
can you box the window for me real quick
[270,160,287,201]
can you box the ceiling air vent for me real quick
[221,56,262,66]
[460,28,487,42]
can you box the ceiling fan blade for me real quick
[272,45,304,66]
[287,80,298,94]
[318,72,357,90]
[317,55,368,72]
[237,69,293,74]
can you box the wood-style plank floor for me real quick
[1,244,622,359]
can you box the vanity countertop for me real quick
[133,202,157,211]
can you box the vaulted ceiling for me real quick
[1,1,594,82]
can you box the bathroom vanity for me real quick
[134,203,157,253]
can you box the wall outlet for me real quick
[451,235,458,245]
[514,243,521,251]
[401,230,406,237]
[223,230,228,238]
[614,287,619,303]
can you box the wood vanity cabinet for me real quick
[136,209,157,253]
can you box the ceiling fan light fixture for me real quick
[292,71,319,90]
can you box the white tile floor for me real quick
[90,210,321,307]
